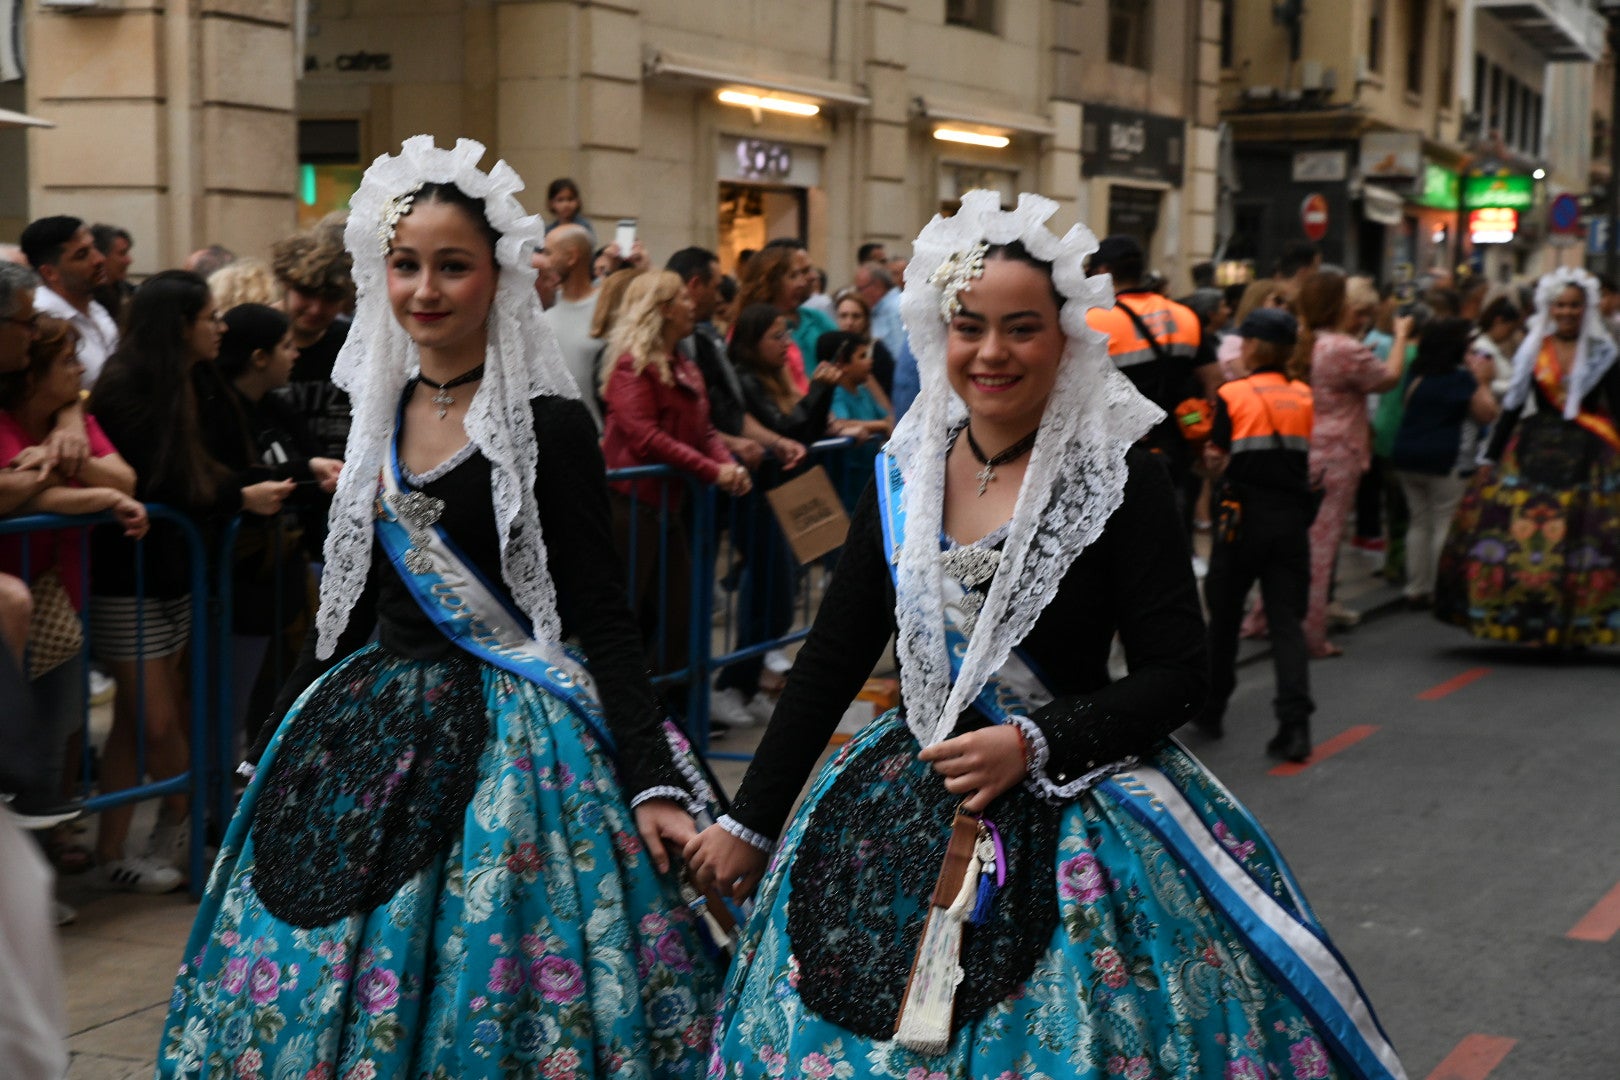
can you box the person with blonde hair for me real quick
[206,256,280,312]
[600,271,751,669]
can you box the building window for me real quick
[1405,0,1427,95]
[1439,8,1456,109]
[945,0,996,33]
[1473,53,1486,120]
[1108,0,1150,70]
[1220,0,1234,69]
[1504,73,1520,147]
[1487,63,1502,135]
[1368,0,1385,72]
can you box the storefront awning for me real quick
[643,49,870,109]
[0,107,54,130]
[913,97,1055,138]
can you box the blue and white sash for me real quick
[376,437,722,819]
[874,451,1407,1080]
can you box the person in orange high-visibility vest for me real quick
[1195,307,1317,763]
[1087,236,1221,536]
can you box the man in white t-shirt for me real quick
[542,224,604,429]
[19,216,118,388]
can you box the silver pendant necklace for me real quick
[416,363,485,419]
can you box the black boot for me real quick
[1265,720,1311,763]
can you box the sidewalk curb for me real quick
[1234,583,1408,669]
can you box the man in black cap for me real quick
[1086,236,1221,536]
[1196,307,1317,763]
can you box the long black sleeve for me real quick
[740,374,836,444]
[531,397,690,800]
[727,482,896,839]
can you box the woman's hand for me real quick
[771,438,807,468]
[717,463,753,497]
[241,478,297,516]
[8,445,56,481]
[41,424,90,481]
[633,797,698,875]
[684,822,769,902]
[309,457,343,494]
[918,725,1028,814]
[111,493,149,540]
[811,362,843,386]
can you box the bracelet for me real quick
[1010,722,1029,776]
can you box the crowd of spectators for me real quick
[0,182,912,906]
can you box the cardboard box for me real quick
[765,466,850,564]
[830,677,900,745]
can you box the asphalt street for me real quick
[1187,606,1620,1080]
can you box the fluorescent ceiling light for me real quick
[933,127,1011,148]
[718,90,820,117]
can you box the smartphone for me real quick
[614,218,637,256]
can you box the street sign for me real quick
[1300,193,1329,241]
[1550,193,1582,234]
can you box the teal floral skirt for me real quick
[711,712,1383,1080]
[156,645,722,1079]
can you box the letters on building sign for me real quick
[1081,104,1185,185]
[736,140,794,182]
[305,52,394,74]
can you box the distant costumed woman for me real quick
[686,191,1408,1080]
[155,138,723,1078]
[1436,266,1620,645]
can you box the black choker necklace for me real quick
[416,364,485,419]
[964,425,1039,496]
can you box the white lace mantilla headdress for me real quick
[1501,266,1619,419]
[315,136,582,658]
[890,190,1163,748]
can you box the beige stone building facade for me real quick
[5,0,1220,290]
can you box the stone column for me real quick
[25,0,296,272]
[495,0,643,225]
[860,0,910,247]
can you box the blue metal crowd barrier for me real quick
[0,439,866,905]
[0,506,213,896]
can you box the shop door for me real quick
[719,182,807,274]
[1107,185,1163,253]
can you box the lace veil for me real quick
[889,190,1162,748]
[1500,266,1619,419]
[315,136,582,658]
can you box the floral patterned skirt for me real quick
[1435,413,1620,647]
[156,645,722,1080]
[710,713,1380,1080]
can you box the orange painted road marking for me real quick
[1568,881,1620,942]
[1267,724,1378,777]
[1424,1034,1517,1080]
[1417,667,1492,701]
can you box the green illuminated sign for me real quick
[1463,174,1534,210]
[1415,164,1459,209]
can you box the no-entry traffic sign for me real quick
[1300,193,1330,242]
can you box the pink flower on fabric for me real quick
[1094,946,1130,989]
[247,958,281,1005]
[341,1063,376,1080]
[640,912,670,937]
[540,1048,581,1079]
[234,1049,263,1078]
[1289,1036,1331,1079]
[802,1053,836,1079]
[354,967,400,1015]
[1106,1057,1127,1075]
[1124,1057,1151,1080]
[1226,1058,1264,1080]
[488,957,524,995]
[530,956,584,1003]
[520,933,546,958]
[506,842,542,875]
[302,1065,332,1080]
[221,957,250,995]
[655,930,691,972]
[903,1070,947,1080]
[1058,852,1107,903]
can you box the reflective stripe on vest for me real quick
[1219,372,1313,455]
[1086,294,1202,370]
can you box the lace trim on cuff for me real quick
[630,785,696,812]
[718,814,775,853]
[1011,714,1137,804]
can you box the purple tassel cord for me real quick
[968,817,1006,926]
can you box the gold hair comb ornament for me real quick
[378,188,419,258]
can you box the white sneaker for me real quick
[764,649,793,675]
[88,669,116,707]
[144,817,190,871]
[94,855,183,894]
[709,687,758,729]
[745,692,776,725]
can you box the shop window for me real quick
[1219,0,1235,70]
[946,0,996,33]
[1438,8,1455,109]
[297,119,363,229]
[1108,0,1150,70]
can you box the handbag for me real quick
[27,568,83,680]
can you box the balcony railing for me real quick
[1475,0,1606,62]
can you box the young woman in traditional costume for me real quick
[1435,267,1620,646]
[686,192,1407,1080]
[156,138,723,1079]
